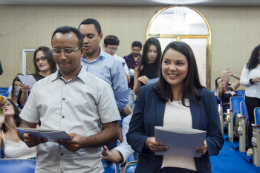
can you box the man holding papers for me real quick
[18,26,121,173]
[127,42,224,173]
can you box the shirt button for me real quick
[63,98,65,100]
[62,116,65,118]
[61,153,63,156]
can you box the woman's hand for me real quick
[21,84,30,94]
[195,140,207,155]
[227,68,233,76]
[220,71,227,80]
[252,77,260,83]
[138,76,149,85]
[145,137,168,152]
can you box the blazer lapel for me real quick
[189,94,201,129]
[156,96,166,127]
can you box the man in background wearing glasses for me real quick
[18,26,121,173]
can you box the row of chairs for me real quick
[0,87,9,97]
[219,92,260,167]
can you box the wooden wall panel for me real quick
[0,5,260,90]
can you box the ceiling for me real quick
[0,0,260,6]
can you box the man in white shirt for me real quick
[17,26,121,173]
[103,35,130,84]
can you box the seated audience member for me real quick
[215,68,240,113]
[18,26,120,173]
[123,41,142,109]
[240,44,260,156]
[17,46,57,109]
[7,73,23,94]
[127,41,224,173]
[0,99,36,159]
[134,37,161,96]
[102,114,135,164]
[8,77,22,105]
[103,35,130,84]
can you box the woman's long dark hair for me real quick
[11,77,21,98]
[33,46,57,81]
[153,41,204,106]
[1,99,22,133]
[246,44,260,71]
[137,37,162,75]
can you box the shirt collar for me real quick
[50,66,86,84]
[81,47,105,63]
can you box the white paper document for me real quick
[18,75,37,91]
[148,78,159,84]
[155,126,206,158]
[16,128,72,142]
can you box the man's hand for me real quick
[138,76,149,85]
[56,133,84,152]
[23,133,47,148]
[145,137,168,152]
[21,84,30,94]
[252,77,260,83]
[101,146,110,160]
[195,140,207,155]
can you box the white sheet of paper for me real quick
[148,78,159,84]
[16,128,72,142]
[155,126,206,158]
[18,75,37,91]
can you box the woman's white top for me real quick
[1,130,37,159]
[240,64,260,98]
[161,99,196,171]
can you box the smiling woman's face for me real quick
[3,101,15,116]
[35,51,51,73]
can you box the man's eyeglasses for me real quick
[52,47,80,55]
[34,56,47,63]
[107,47,118,51]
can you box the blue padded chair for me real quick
[0,159,36,173]
[254,108,260,125]
[236,90,245,97]
[230,96,244,124]
[127,154,134,163]
[0,148,4,159]
[241,101,249,123]
[124,161,137,173]
[102,160,118,173]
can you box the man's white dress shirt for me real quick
[20,68,121,173]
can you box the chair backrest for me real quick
[101,160,117,173]
[127,154,134,163]
[230,96,244,123]
[236,90,245,97]
[0,149,4,159]
[240,101,249,122]
[254,107,260,125]
[124,161,137,173]
[0,159,36,173]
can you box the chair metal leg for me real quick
[227,110,234,142]
[218,104,224,134]
[238,116,246,153]
[252,127,259,166]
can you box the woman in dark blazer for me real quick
[127,41,224,173]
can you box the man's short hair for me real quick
[131,41,142,49]
[51,26,83,48]
[79,18,102,35]
[104,35,120,47]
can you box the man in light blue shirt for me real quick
[78,18,129,110]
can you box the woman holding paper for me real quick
[0,99,36,159]
[18,46,57,109]
[133,37,161,96]
[127,41,224,173]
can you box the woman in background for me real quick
[240,44,260,156]
[215,68,240,113]
[127,41,223,173]
[0,99,36,159]
[134,37,162,96]
[18,46,57,109]
[8,77,22,105]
